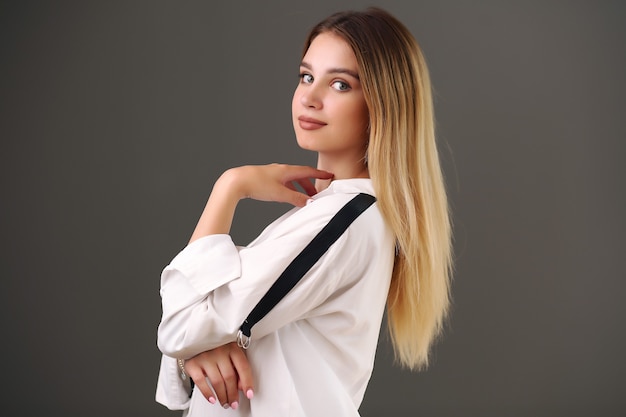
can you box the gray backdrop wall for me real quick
[1,1,624,416]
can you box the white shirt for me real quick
[156,178,395,416]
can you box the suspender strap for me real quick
[237,192,376,349]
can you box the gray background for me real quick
[1,1,624,416]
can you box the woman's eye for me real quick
[300,73,313,84]
[332,81,350,91]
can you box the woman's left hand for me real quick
[184,342,254,410]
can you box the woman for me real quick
[156,6,452,416]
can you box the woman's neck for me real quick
[315,153,369,192]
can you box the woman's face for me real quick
[292,32,369,158]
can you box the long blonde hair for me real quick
[303,7,453,370]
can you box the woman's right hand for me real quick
[189,164,333,242]
[220,164,334,207]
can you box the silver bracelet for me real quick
[177,358,187,380]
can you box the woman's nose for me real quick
[300,86,323,109]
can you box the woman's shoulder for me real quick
[252,179,383,244]
[294,179,378,224]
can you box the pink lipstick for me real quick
[298,116,327,130]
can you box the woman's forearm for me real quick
[189,169,244,243]
[188,164,333,243]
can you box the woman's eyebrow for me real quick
[300,61,360,80]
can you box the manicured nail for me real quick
[223,403,230,409]
[246,389,254,399]
[231,401,239,410]
[208,396,216,404]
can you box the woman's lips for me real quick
[298,116,327,130]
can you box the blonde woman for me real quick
[156,6,452,416]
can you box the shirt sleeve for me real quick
[156,197,372,360]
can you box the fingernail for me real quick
[223,403,230,409]
[306,198,314,205]
[246,389,254,399]
[208,396,216,404]
[231,401,239,410]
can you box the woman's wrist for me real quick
[215,167,249,201]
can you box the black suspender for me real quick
[236,192,376,349]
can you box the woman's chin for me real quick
[295,137,319,152]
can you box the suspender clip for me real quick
[237,330,251,349]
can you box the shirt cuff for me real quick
[155,355,192,410]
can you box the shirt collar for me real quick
[317,178,375,198]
